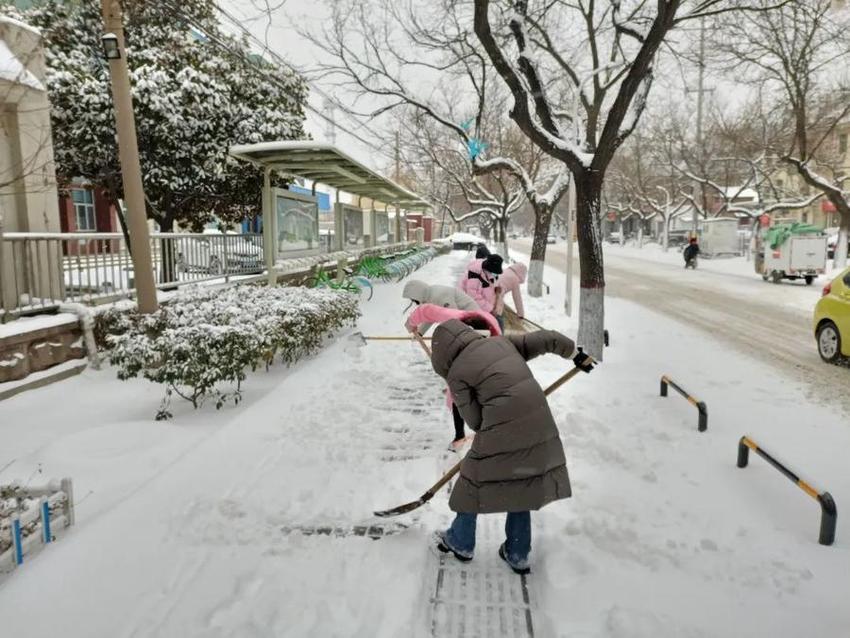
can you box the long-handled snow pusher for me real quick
[348,332,433,346]
[373,362,593,517]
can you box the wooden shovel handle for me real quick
[413,332,432,357]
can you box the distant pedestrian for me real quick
[684,237,700,269]
[429,320,595,574]
[475,243,491,259]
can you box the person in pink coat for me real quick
[405,303,502,449]
[494,262,528,320]
[458,254,503,315]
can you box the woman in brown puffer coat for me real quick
[430,319,594,574]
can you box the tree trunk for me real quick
[527,203,553,297]
[662,215,670,252]
[835,217,849,270]
[637,224,644,248]
[499,217,509,260]
[618,218,624,247]
[575,172,605,360]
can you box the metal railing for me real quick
[1,231,264,321]
[660,375,708,432]
[1,228,424,322]
[737,436,837,546]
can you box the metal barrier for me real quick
[659,375,708,431]
[1,231,264,320]
[737,436,837,546]
[1,478,75,575]
[1,229,420,321]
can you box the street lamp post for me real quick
[100,0,158,314]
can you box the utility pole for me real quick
[564,178,575,317]
[394,130,401,181]
[323,97,337,145]
[686,17,713,239]
[100,0,158,313]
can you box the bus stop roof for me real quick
[230,141,430,210]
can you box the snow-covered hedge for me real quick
[104,285,359,419]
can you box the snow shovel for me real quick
[373,362,592,518]
[348,332,433,345]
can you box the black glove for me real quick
[572,347,595,373]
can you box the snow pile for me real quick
[104,285,359,419]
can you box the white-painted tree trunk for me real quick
[834,224,849,270]
[527,259,545,297]
[637,226,644,248]
[618,219,624,246]
[662,216,669,251]
[576,286,605,361]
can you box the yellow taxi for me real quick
[814,266,850,362]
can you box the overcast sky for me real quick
[218,0,394,173]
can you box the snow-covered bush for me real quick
[106,286,359,419]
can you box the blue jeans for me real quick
[443,512,531,568]
[496,314,505,332]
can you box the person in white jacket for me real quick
[402,280,480,334]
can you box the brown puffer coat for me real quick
[431,319,576,513]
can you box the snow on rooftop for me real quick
[0,16,42,37]
[0,38,44,92]
[722,186,760,203]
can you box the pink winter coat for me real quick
[405,303,502,337]
[405,304,502,412]
[458,258,499,314]
[494,262,528,317]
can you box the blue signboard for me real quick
[289,185,331,212]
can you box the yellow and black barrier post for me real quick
[737,436,837,546]
[660,375,708,432]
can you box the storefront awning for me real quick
[230,141,430,210]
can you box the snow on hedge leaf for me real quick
[105,285,359,419]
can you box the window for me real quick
[72,189,96,231]
[802,212,808,223]
[840,134,848,156]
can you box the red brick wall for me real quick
[58,186,120,255]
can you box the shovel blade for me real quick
[347,331,369,346]
[373,497,427,518]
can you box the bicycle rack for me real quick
[659,375,708,432]
[737,436,837,546]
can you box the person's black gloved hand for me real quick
[572,347,595,373]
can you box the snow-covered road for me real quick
[1,251,848,637]
[515,238,850,416]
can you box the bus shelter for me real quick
[230,141,429,280]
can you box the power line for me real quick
[157,0,398,163]
[212,1,393,148]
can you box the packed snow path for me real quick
[0,251,848,637]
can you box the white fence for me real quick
[0,231,264,320]
[0,478,74,576]
[1,227,424,321]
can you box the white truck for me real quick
[761,234,828,285]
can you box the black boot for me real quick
[499,543,531,575]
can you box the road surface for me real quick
[514,238,850,415]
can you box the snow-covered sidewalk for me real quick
[0,251,848,637]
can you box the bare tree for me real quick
[720,0,850,267]
[469,0,788,355]
[308,0,569,296]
